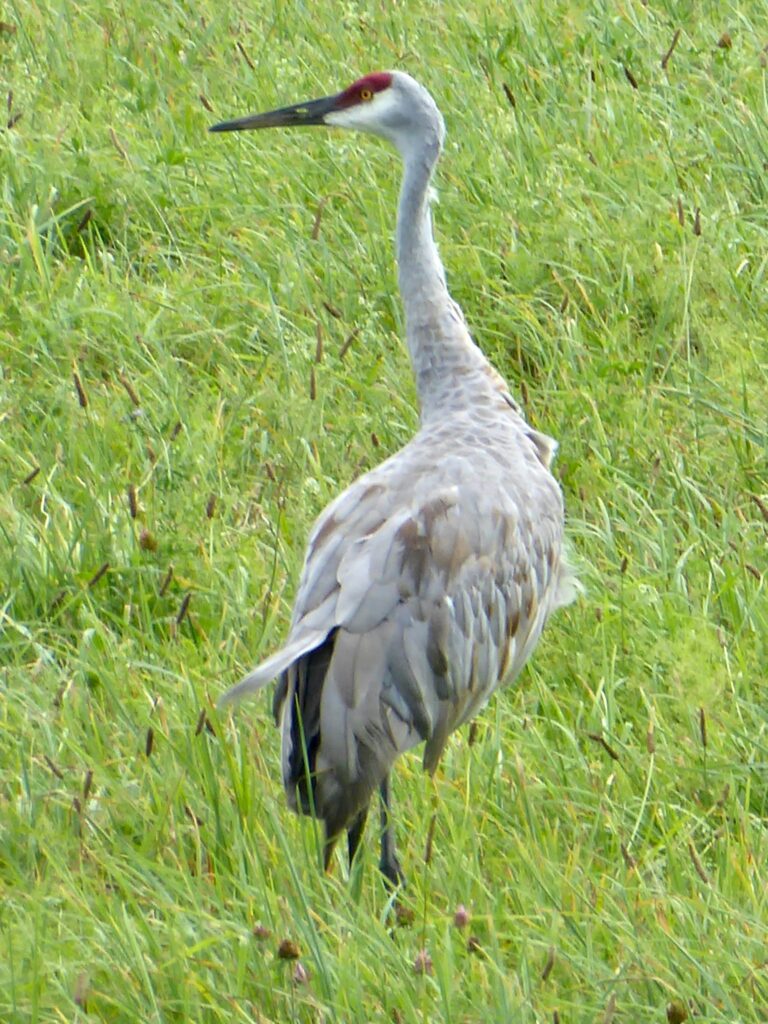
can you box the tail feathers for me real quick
[218,629,330,709]
[553,554,584,610]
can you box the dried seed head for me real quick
[661,28,682,71]
[119,371,140,407]
[73,370,88,408]
[339,326,360,359]
[184,804,204,827]
[252,924,271,941]
[620,842,636,870]
[315,321,324,363]
[395,902,415,927]
[646,721,656,754]
[666,1001,688,1024]
[424,812,436,864]
[322,300,342,319]
[73,972,89,1009]
[176,593,191,625]
[541,945,555,981]
[159,565,174,596]
[139,529,158,552]
[453,904,470,929]
[277,939,300,960]
[292,962,310,985]
[413,949,433,975]
[87,562,109,588]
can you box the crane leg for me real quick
[346,805,369,870]
[378,774,405,887]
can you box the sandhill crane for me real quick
[212,71,576,886]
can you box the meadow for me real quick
[1,1,767,1020]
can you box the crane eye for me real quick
[360,88,374,102]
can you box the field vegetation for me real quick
[1,1,766,1020]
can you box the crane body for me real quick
[212,71,576,884]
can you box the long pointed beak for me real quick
[209,93,341,133]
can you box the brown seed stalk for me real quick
[73,370,88,408]
[159,565,174,596]
[424,812,437,864]
[176,592,191,625]
[87,562,109,588]
[311,196,329,240]
[235,40,255,70]
[339,327,361,360]
[661,29,682,70]
[118,371,140,407]
[687,839,710,884]
[541,945,555,981]
[315,321,324,363]
[587,732,620,761]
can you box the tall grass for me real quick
[1,1,766,1020]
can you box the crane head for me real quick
[210,71,444,153]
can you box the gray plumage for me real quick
[212,71,576,884]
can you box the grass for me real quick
[1,0,767,1020]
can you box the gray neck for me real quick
[395,135,491,415]
[395,136,448,317]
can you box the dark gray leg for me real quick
[378,774,405,887]
[347,805,369,870]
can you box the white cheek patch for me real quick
[326,88,399,131]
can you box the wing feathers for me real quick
[222,434,572,836]
[218,629,329,708]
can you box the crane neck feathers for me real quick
[395,125,504,418]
